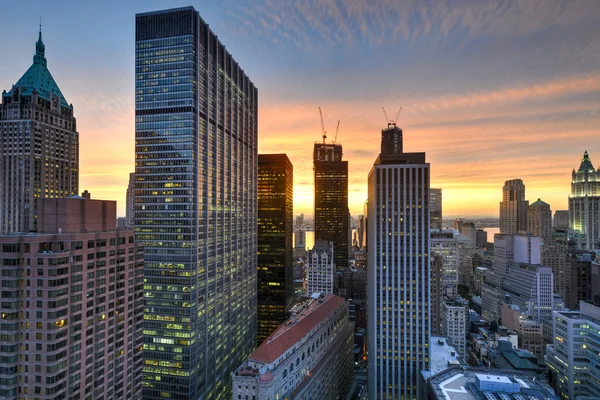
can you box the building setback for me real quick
[232,294,354,400]
[0,30,78,233]
[314,142,349,269]
[367,123,430,399]
[569,151,600,250]
[135,7,258,399]
[0,195,144,399]
[257,154,294,346]
[499,179,528,234]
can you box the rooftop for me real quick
[249,294,345,365]
[429,368,558,400]
[424,337,462,379]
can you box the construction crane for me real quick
[382,106,403,127]
[319,107,327,144]
[333,120,340,144]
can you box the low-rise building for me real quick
[441,299,468,357]
[232,294,354,400]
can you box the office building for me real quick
[553,210,569,230]
[367,123,430,399]
[430,188,442,230]
[546,302,600,399]
[431,253,445,336]
[0,195,144,399]
[528,198,552,241]
[462,221,476,244]
[476,229,487,248]
[306,240,334,296]
[542,236,570,302]
[441,299,469,357]
[565,251,595,309]
[125,172,135,229]
[314,142,349,269]
[232,294,354,400]
[502,304,546,360]
[135,7,258,399]
[0,29,78,233]
[257,154,293,346]
[569,151,600,250]
[499,179,529,234]
[454,218,463,232]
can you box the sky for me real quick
[1,0,599,218]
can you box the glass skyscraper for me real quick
[257,154,293,346]
[135,7,258,399]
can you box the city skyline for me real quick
[1,1,599,218]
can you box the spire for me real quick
[577,150,595,173]
[34,21,46,63]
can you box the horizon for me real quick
[1,1,598,217]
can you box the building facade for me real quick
[565,251,594,309]
[430,188,442,230]
[257,154,294,346]
[135,7,258,399]
[569,151,600,250]
[499,179,528,234]
[232,294,354,400]
[528,198,552,241]
[306,241,334,296]
[313,142,349,269]
[441,300,468,357]
[553,210,569,230]
[367,124,430,399]
[0,196,144,399]
[546,302,600,400]
[0,30,78,233]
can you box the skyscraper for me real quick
[554,210,569,230]
[314,142,349,269]
[367,123,430,399]
[528,198,552,241]
[430,188,442,230]
[135,7,258,399]
[126,172,135,228]
[500,179,528,234]
[257,154,293,346]
[0,29,78,233]
[569,151,600,250]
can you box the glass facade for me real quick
[135,7,257,399]
[314,143,349,269]
[256,154,293,346]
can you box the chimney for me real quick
[82,190,91,199]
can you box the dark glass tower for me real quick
[135,7,258,399]
[314,142,349,269]
[257,154,293,346]
[0,29,78,233]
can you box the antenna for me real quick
[334,120,340,144]
[318,107,327,144]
